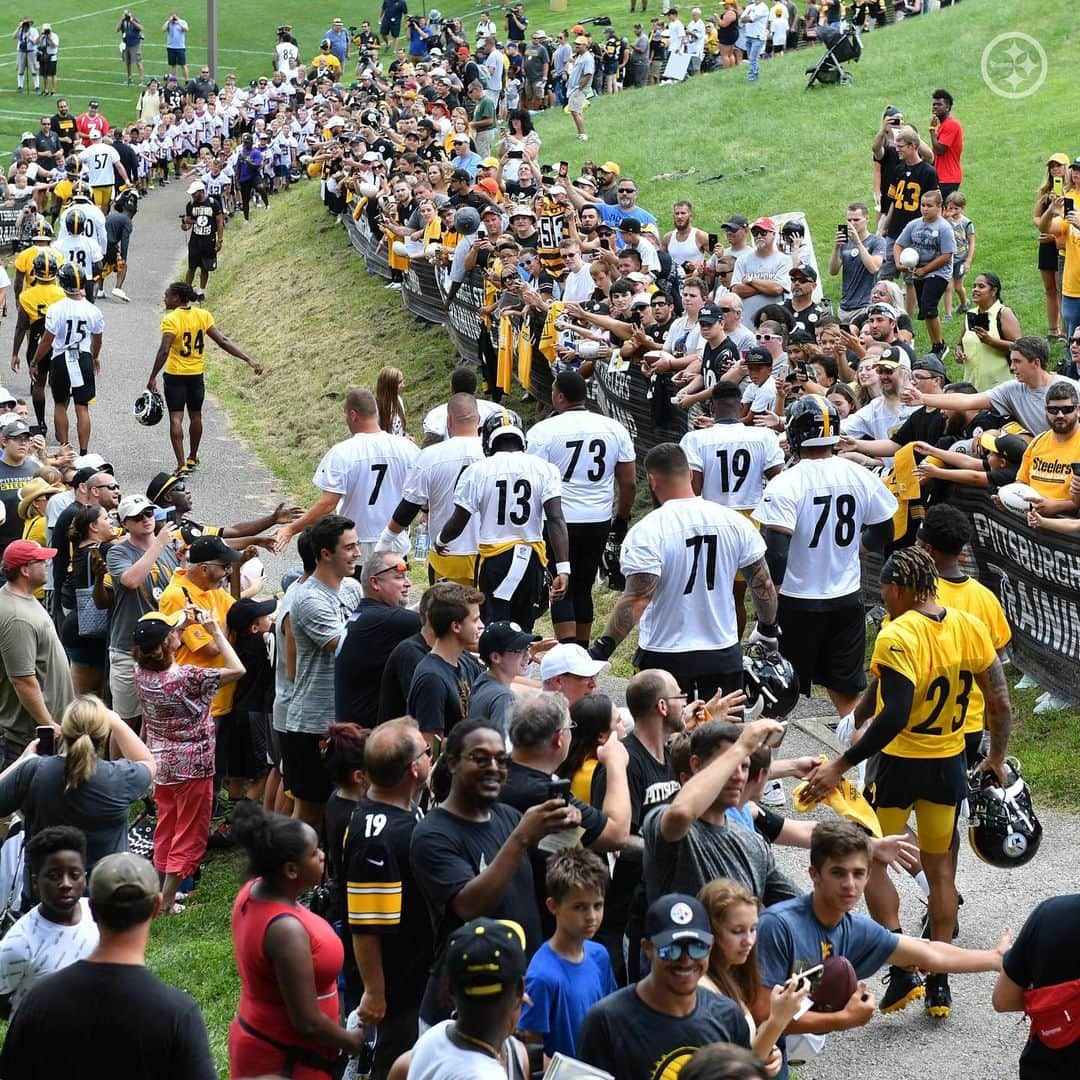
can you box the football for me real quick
[898,247,920,271]
[809,955,858,1012]
[998,482,1041,516]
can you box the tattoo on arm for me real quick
[604,572,659,644]
[744,556,778,626]
[980,658,1013,757]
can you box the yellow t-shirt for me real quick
[15,244,65,283]
[934,577,1010,735]
[310,53,342,77]
[19,282,65,323]
[871,606,996,760]
[52,177,74,207]
[1017,426,1080,501]
[158,568,237,716]
[571,757,599,805]
[161,306,216,376]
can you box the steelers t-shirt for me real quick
[185,197,221,249]
[1016,426,1080,501]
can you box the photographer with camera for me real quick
[12,17,39,94]
[116,11,144,86]
[35,22,57,96]
[161,11,190,81]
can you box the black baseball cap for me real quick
[479,620,540,661]
[618,216,642,233]
[146,471,184,505]
[188,536,242,564]
[789,264,818,282]
[645,893,714,949]
[744,346,773,366]
[721,214,749,231]
[789,327,815,344]
[132,610,184,649]
[227,596,278,633]
[912,353,947,378]
[697,302,724,325]
[445,918,527,997]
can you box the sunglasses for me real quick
[1046,405,1077,415]
[92,483,120,491]
[126,508,156,521]
[756,333,780,342]
[462,751,511,770]
[618,188,636,194]
[373,561,409,577]
[655,940,711,962]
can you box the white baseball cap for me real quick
[541,643,609,681]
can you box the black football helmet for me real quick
[481,409,526,455]
[31,219,54,241]
[780,218,806,245]
[114,189,139,215]
[967,758,1042,869]
[743,642,800,721]
[64,209,89,237]
[786,394,841,455]
[57,263,87,293]
[71,180,93,203]
[31,251,61,284]
[65,153,80,176]
[133,391,165,427]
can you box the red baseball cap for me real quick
[750,217,777,232]
[2,539,57,569]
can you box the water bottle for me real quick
[414,522,429,561]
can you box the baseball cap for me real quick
[630,294,652,310]
[618,216,642,233]
[549,184,567,196]
[1046,152,1070,166]
[599,161,620,176]
[88,99,100,108]
[89,130,103,141]
[227,596,278,633]
[187,181,205,195]
[883,105,904,119]
[508,203,535,219]
[788,327,815,345]
[744,346,773,366]
[474,177,500,197]
[1071,158,1080,170]
[20,131,35,143]
[0,388,16,409]
[645,893,714,950]
[573,175,598,190]
[721,213,749,231]
[789,264,818,282]
[979,432,1026,464]
[118,494,154,520]
[451,133,470,143]
[445,918,527,997]
[750,216,777,233]
[2,539,57,570]
[697,302,724,325]
[146,471,184,504]
[480,156,500,168]
[874,344,911,370]
[912,353,947,378]
[74,452,113,474]
[867,302,900,321]
[479,620,540,661]
[541,642,609,681]
[626,271,652,285]
[188,535,242,564]
[132,610,185,649]
[89,852,160,907]
[72,466,99,489]
[1,419,30,438]
[574,35,590,44]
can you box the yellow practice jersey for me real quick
[1017,427,1080,501]
[872,606,996,759]
[161,306,216,376]
[52,177,75,207]
[935,576,1011,735]
[19,282,66,323]
[535,197,567,281]
[15,244,65,283]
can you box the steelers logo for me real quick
[669,901,693,926]
[652,1046,697,1079]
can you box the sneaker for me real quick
[925,973,952,1018]
[385,280,402,289]
[1014,672,1038,690]
[577,132,589,141]
[759,778,786,807]
[165,902,186,915]
[111,287,130,303]
[919,894,963,940]
[932,343,950,362]
[1034,691,1073,715]
[879,966,924,1013]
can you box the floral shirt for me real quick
[135,665,221,784]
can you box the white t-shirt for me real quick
[0,900,98,1016]
[312,431,420,542]
[401,436,484,556]
[681,421,784,510]
[742,376,777,415]
[841,395,917,466]
[422,399,503,439]
[731,249,790,325]
[526,409,635,524]
[666,19,686,52]
[663,316,702,360]
[562,265,594,303]
[621,496,766,652]
[454,451,562,548]
[743,1,771,39]
[275,41,299,73]
[754,456,897,601]
[408,1021,511,1080]
[686,17,707,57]
[43,296,105,356]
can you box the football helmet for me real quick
[31,251,61,284]
[65,154,80,176]
[133,390,165,427]
[31,219,54,241]
[57,263,87,293]
[786,394,841,454]
[742,642,800,721]
[481,409,526,455]
[780,218,806,244]
[967,758,1042,869]
[71,181,93,202]
[64,209,89,237]
[114,189,139,215]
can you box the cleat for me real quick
[925,973,952,1018]
[879,966,924,1013]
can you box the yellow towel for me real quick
[496,315,515,394]
[793,768,882,838]
[884,442,923,540]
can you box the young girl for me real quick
[375,365,408,436]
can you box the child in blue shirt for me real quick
[518,848,617,1060]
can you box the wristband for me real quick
[590,635,617,661]
[555,561,571,575]
[758,622,780,639]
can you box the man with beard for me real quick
[862,301,915,363]
[730,217,790,327]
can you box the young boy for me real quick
[893,190,956,360]
[943,191,975,318]
[0,826,98,1018]
[518,848,617,1060]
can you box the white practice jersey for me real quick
[621,496,766,652]
[313,431,420,542]
[753,456,897,601]
[401,436,484,556]
[56,202,106,247]
[56,234,103,279]
[526,410,635,525]
[681,421,784,510]
[77,144,121,187]
[454,452,562,549]
[423,398,503,440]
[44,297,105,357]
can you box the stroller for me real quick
[805,24,862,87]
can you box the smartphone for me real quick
[764,721,789,749]
[966,311,990,333]
[36,725,55,756]
[547,778,572,803]
[1071,463,1080,477]
[27,424,47,438]
[558,160,569,176]
[1065,197,1076,216]
[707,232,718,251]
[838,222,849,237]
[1052,176,1064,197]
[799,361,812,378]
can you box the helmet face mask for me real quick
[742,642,800,720]
[134,391,165,427]
[966,757,1042,869]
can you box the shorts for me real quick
[187,244,217,273]
[1037,239,1062,273]
[49,350,96,406]
[163,372,206,414]
[427,550,478,587]
[40,58,57,77]
[477,545,547,633]
[568,88,588,113]
[108,648,141,719]
[778,596,867,698]
[634,644,744,703]
[379,16,402,36]
[153,776,214,878]
[865,751,965,854]
[877,245,898,281]
[222,710,269,780]
[279,730,333,803]
[102,245,125,279]
[123,44,143,64]
[91,185,113,211]
[167,47,187,66]
[914,275,949,321]
[951,259,967,281]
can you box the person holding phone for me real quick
[1037,161,1080,340]
[955,272,1022,390]
[1033,153,1070,341]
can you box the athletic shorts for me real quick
[91,185,112,210]
[477,545,547,633]
[778,596,867,698]
[187,244,217,273]
[914,275,949,320]
[49,350,95,406]
[1037,239,1062,273]
[124,44,143,63]
[40,58,57,77]
[279,730,333,803]
[379,16,402,36]
[427,550,477,587]
[167,47,187,66]
[634,644,744,703]
[163,372,206,413]
[865,751,965,854]
[951,259,967,281]
[221,710,269,780]
[153,776,213,878]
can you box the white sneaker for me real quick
[1034,691,1072,715]
[577,132,589,141]
[1014,673,1038,690]
[760,778,786,807]
[111,287,130,302]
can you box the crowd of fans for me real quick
[0,5,1078,1080]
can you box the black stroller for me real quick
[805,24,862,88]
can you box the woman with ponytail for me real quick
[0,694,156,900]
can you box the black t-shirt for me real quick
[885,159,940,240]
[0,459,39,556]
[52,113,77,150]
[700,337,741,395]
[406,650,483,735]
[185,197,222,247]
[1002,894,1080,1079]
[891,406,946,449]
[335,599,421,725]
[378,631,430,724]
[783,299,829,337]
[0,960,216,1079]
[577,985,751,1080]
[48,497,83,603]
[322,789,359,923]
[232,629,274,715]
[342,797,431,1011]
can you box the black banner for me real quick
[0,209,20,253]
[592,360,691,461]
[402,258,447,326]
